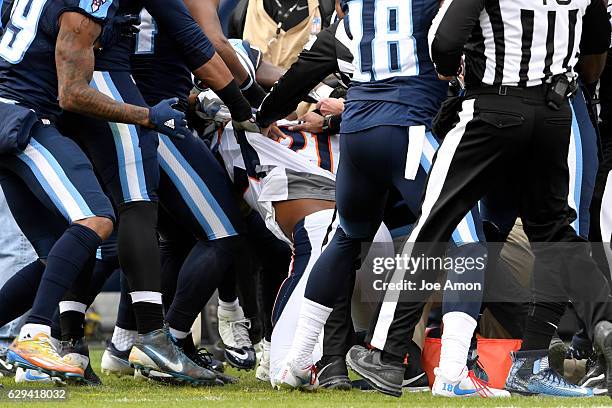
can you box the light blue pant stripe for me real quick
[570,103,583,235]
[158,135,237,238]
[101,72,150,202]
[17,138,94,222]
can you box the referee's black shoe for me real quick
[594,321,612,398]
[346,346,403,397]
[315,356,351,390]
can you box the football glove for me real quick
[149,98,191,139]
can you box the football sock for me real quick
[438,311,477,381]
[111,326,138,352]
[130,291,164,335]
[117,273,137,331]
[520,302,566,351]
[291,298,332,369]
[0,260,44,327]
[166,238,237,333]
[59,301,87,342]
[218,298,240,314]
[118,202,163,334]
[27,224,101,326]
[169,327,190,340]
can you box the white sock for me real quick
[58,301,87,314]
[218,298,240,313]
[291,299,332,370]
[111,326,138,352]
[169,327,190,340]
[19,324,51,341]
[438,311,477,381]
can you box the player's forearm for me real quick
[60,85,151,127]
[183,0,250,85]
[55,12,152,127]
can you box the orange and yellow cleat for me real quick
[7,333,84,380]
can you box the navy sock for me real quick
[27,224,101,326]
[0,260,45,327]
[166,238,237,333]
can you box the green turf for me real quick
[0,349,609,407]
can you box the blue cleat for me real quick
[505,350,592,397]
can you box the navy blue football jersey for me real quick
[130,7,260,106]
[95,0,215,74]
[340,0,447,132]
[0,0,118,117]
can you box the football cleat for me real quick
[7,333,84,381]
[255,340,270,383]
[579,354,607,396]
[594,320,612,398]
[217,305,256,370]
[345,346,404,397]
[128,326,222,386]
[172,334,236,385]
[272,360,318,391]
[15,367,65,385]
[59,338,101,386]
[432,367,510,397]
[315,356,351,390]
[101,342,134,377]
[548,335,567,375]
[0,348,16,377]
[505,350,592,397]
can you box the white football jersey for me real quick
[213,121,340,243]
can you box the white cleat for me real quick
[432,367,510,398]
[100,343,134,377]
[218,304,256,370]
[14,367,65,385]
[256,340,271,383]
[273,360,318,391]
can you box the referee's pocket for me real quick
[477,111,524,129]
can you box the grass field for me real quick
[0,349,610,407]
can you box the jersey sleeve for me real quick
[580,0,611,55]
[428,0,486,77]
[257,20,346,127]
[75,0,119,22]
[143,0,216,71]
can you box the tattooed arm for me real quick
[56,12,153,128]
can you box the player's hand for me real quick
[262,123,287,141]
[438,74,456,81]
[317,98,344,116]
[233,116,262,133]
[148,98,191,139]
[288,112,324,134]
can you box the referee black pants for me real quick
[367,88,612,359]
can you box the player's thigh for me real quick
[0,123,114,224]
[0,170,64,259]
[157,134,242,241]
[336,128,397,238]
[73,71,160,204]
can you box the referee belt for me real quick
[464,84,547,99]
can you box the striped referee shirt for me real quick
[429,0,611,87]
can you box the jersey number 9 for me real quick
[0,0,47,64]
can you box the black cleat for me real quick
[60,338,102,386]
[173,334,237,384]
[346,346,404,397]
[129,326,222,386]
[579,353,608,395]
[0,348,16,377]
[548,334,566,375]
[315,356,351,390]
[594,320,612,398]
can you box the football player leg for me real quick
[2,125,114,382]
